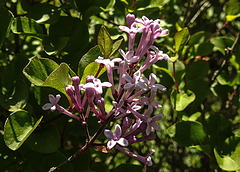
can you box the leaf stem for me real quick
[173,61,179,93]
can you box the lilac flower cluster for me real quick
[43,14,170,172]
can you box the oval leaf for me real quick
[80,62,106,84]
[42,63,76,96]
[0,80,28,112]
[11,17,44,38]
[27,3,60,24]
[26,125,61,154]
[98,25,113,58]
[23,56,59,86]
[0,7,13,47]
[78,45,102,78]
[171,90,195,111]
[214,136,240,171]
[4,111,43,150]
[167,121,207,146]
[174,27,190,53]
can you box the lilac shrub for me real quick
[43,13,171,171]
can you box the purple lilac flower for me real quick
[42,94,80,120]
[104,124,129,149]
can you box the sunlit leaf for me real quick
[226,13,240,21]
[4,111,43,150]
[110,37,123,57]
[80,62,106,84]
[174,27,190,53]
[214,136,240,171]
[42,63,76,96]
[23,56,75,97]
[23,56,59,86]
[171,90,195,111]
[98,25,113,58]
[78,45,102,78]
[11,17,44,38]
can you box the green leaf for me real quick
[167,121,207,146]
[184,78,210,110]
[195,42,214,56]
[23,56,75,97]
[188,31,212,46]
[42,63,76,96]
[205,114,233,147]
[0,133,16,168]
[98,25,113,58]
[27,3,60,24]
[26,125,61,154]
[0,80,28,112]
[210,37,234,55]
[0,7,13,47]
[186,60,209,81]
[171,90,195,111]
[11,17,44,38]
[80,62,106,84]
[226,13,240,21]
[78,45,103,78]
[224,0,240,15]
[44,151,74,172]
[174,27,190,53]
[110,37,123,57]
[214,136,240,171]
[4,111,43,150]
[48,16,89,53]
[23,56,59,86]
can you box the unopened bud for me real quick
[65,85,74,97]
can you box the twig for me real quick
[96,14,119,27]
[188,0,210,25]
[210,33,239,85]
[49,114,114,171]
[206,21,229,43]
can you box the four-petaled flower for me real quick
[104,124,129,149]
[146,114,164,135]
[139,96,162,116]
[140,73,166,92]
[123,71,147,91]
[42,94,61,112]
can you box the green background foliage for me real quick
[0,0,240,171]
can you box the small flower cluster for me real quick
[43,13,170,172]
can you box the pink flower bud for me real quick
[65,85,74,97]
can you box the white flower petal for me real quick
[42,103,52,110]
[117,138,129,147]
[50,105,57,112]
[104,129,114,139]
[124,83,134,90]
[48,94,56,104]
[107,140,116,149]
[146,125,151,136]
[115,124,122,139]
